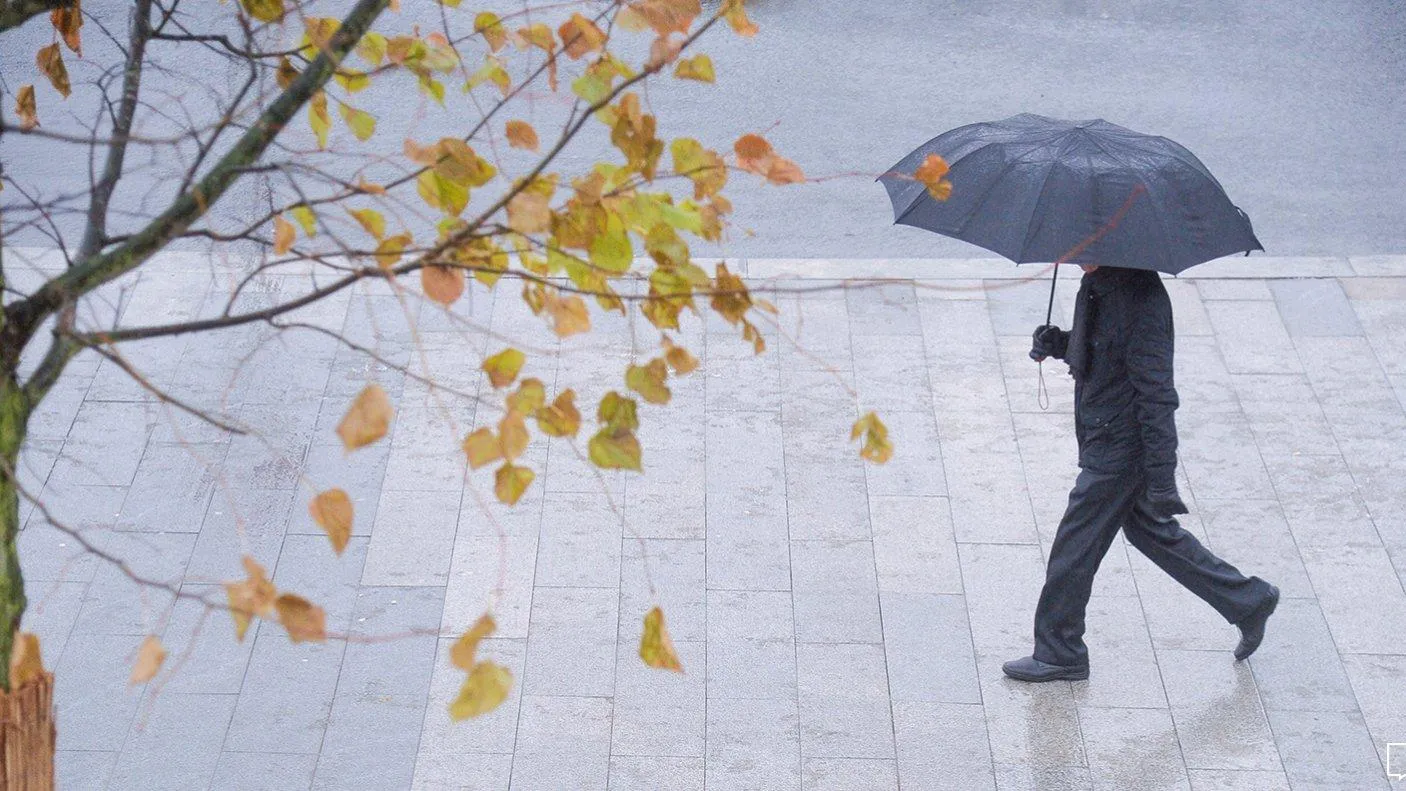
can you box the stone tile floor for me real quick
[11,252,1406,790]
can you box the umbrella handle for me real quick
[1044,262,1059,326]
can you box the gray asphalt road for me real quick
[4,0,1404,260]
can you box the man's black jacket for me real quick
[1044,267,1180,493]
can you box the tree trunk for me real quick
[0,380,51,790]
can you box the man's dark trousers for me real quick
[1033,468,1270,667]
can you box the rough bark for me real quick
[0,673,55,791]
[0,0,70,34]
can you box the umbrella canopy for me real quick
[879,114,1262,275]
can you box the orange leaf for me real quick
[226,556,277,642]
[507,192,551,234]
[14,85,37,130]
[505,120,539,151]
[557,13,606,59]
[723,0,759,36]
[731,134,776,165]
[336,384,393,450]
[765,156,806,185]
[50,3,82,56]
[272,215,295,255]
[309,489,353,555]
[462,427,502,469]
[36,43,70,98]
[129,635,166,685]
[914,153,953,201]
[422,265,465,306]
[639,607,683,672]
[475,12,508,52]
[275,594,327,643]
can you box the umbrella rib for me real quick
[1015,132,1083,262]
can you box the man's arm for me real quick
[1126,290,1183,512]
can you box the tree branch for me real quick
[5,0,390,353]
[0,0,71,34]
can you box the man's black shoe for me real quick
[1234,584,1280,661]
[1001,655,1089,682]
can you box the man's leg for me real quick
[1122,491,1273,624]
[1031,469,1141,668]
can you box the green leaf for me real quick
[588,213,633,273]
[588,429,642,471]
[338,104,376,141]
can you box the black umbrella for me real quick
[879,113,1262,323]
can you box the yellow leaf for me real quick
[374,233,410,269]
[50,4,82,55]
[589,213,633,274]
[516,23,555,53]
[417,170,469,216]
[357,31,388,65]
[507,192,551,234]
[448,660,512,720]
[598,390,640,432]
[240,0,286,22]
[309,489,353,555]
[336,384,393,450]
[308,90,330,149]
[356,178,386,195]
[419,76,446,105]
[505,120,539,151]
[290,204,317,236]
[334,69,371,93]
[723,0,759,36]
[670,138,726,200]
[8,633,44,687]
[462,427,502,469]
[474,12,508,53]
[506,378,546,416]
[482,348,525,388]
[14,84,37,130]
[851,411,894,464]
[664,342,699,375]
[626,358,671,405]
[338,103,376,141]
[465,56,510,97]
[673,54,714,83]
[275,594,327,643]
[129,635,166,685]
[226,556,277,642]
[346,207,385,239]
[535,389,581,437]
[914,153,953,201]
[588,429,642,471]
[494,462,534,505]
[272,216,295,255]
[639,607,684,672]
[450,614,496,670]
[557,13,606,59]
[422,265,465,306]
[35,43,70,99]
[546,294,591,337]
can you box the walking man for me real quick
[1002,264,1280,682]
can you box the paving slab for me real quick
[14,257,1404,790]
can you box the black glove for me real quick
[1029,324,1069,361]
[1146,483,1189,519]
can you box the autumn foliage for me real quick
[0,0,896,735]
